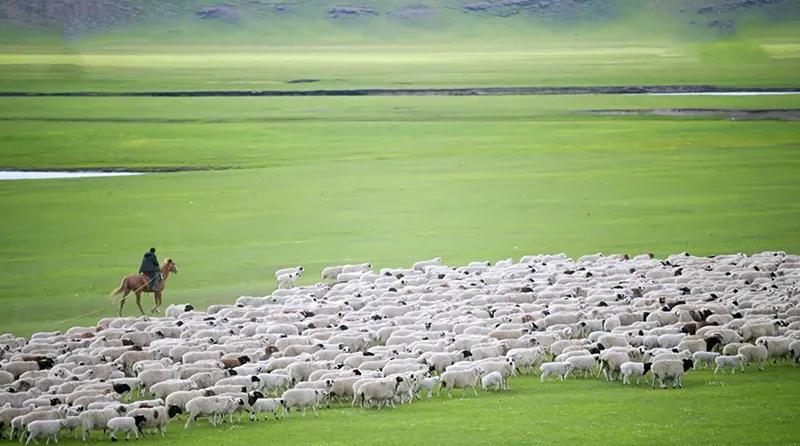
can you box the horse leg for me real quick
[151,291,161,313]
[135,292,145,315]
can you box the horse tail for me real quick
[110,277,127,302]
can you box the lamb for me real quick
[280,389,327,417]
[540,362,574,382]
[620,362,652,385]
[418,376,440,399]
[106,416,146,441]
[480,371,504,391]
[165,304,194,319]
[249,398,284,421]
[691,351,720,369]
[714,354,746,374]
[651,359,694,389]
[738,344,769,371]
[439,367,483,397]
[277,272,300,289]
[275,266,304,279]
[24,419,65,446]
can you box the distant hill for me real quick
[1,0,798,43]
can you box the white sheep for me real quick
[412,258,444,271]
[738,344,769,371]
[277,272,300,289]
[341,263,372,274]
[355,377,402,409]
[275,266,304,279]
[79,406,126,441]
[418,376,440,399]
[106,416,145,441]
[184,396,243,429]
[24,419,64,445]
[149,379,198,399]
[714,354,746,374]
[280,389,327,417]
[439,367,483,397]
[540,362,574,382]
[480,371,504,391]
[651,359,694,389]
[249,398,284,421]
[321,266,343,281]
[164,303,194,319]
[565,355,596,379]
[620,362,651,385]
[691,351,720,369]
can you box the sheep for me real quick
[184,396,243,429]
[651,359,694,389]
[757,337,795,363]
[620,362,652,385]
[137,369,179,391]
[249,398,284,421]
[106,416,146,441]
[540,362,574,382]
[127,406,178,437]
[714,354,746,374]
[165,304,194,319]
[418,376,440,399]
[0,371,14,385]
[256,373,293,395]
[598,351,630,382]
[480,371,504,391]
[165,390,206,414]
[149,379,198,399]
[280,389,327,417]
[413,258,444,271]
[277,272,300,289]
[79,406,127,441]
[439,367,483,397]
[341,263,372,274]
[738,344,769,371]
[691,351,720,369]
[24,419,65,446]
[214,376,261,392]
[356,377,403,409]
[321,266,344,281]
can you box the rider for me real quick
[139,247,161,291]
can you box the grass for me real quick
[38,367,800,445]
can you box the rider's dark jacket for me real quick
[139,251,160,275]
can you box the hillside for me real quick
[1,0,798,44]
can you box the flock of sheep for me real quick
[2,251,800,443]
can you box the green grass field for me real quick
[19,367,800,445]
[2,6,800,443]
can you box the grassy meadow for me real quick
[14,366,800,446]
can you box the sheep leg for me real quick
[472,385,479,397]
[312,405,319,416]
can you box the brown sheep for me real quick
[221,356,251,369]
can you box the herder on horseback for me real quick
[111,248,178,316]
[140,247,162,291]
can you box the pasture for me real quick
[1,17,800,444]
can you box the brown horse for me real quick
[110,258,177,316]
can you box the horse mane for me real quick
[162,258,173,266]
